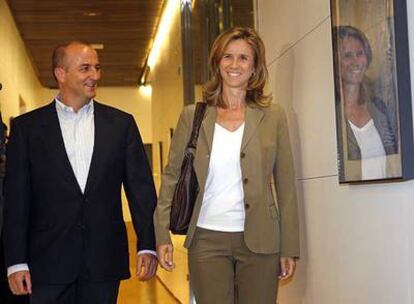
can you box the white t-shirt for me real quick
[349,119,386,180]
[196,123,246,232]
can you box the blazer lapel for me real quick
[41,101,82,193]
[84,102,112,196]
[199,105,217,153]
[241,105,264,151]
[196,104,265,160]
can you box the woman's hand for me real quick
[157,244,175,271]
[278,256,296,280]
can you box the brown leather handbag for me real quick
[169,102,207,235]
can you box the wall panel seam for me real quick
[268,15,331,67]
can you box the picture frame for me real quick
[330,0,414,183]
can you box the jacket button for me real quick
[84,198,89,203]
[240,152,245,158]
[77,223,85,230]
[245,203,250,210]
[243,178,248,184]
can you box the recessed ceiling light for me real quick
[83,11,101,17]
[90,43,104,50]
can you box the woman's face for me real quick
[219,39,255,91]
[339,36,368,85]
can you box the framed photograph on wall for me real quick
[330,0,414,183]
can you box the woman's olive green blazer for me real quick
[154,103,300,257]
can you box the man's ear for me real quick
[54,67,65,83]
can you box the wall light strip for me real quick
[139,84,152,98]
[147,0,180,69]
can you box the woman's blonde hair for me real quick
[202,27,271,108]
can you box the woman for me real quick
[154,27,299,304]
[334,25,399,181]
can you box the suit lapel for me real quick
[241,105,264,151]
[84,102,112,195]
[41,101,82,193]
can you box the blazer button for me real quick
[84,198,89,203]
[245,203,250,210]
[243,178,248,184]
[240,152,245,158]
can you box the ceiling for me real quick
[6,0,165,88]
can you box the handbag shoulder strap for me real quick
[187,102,207,149]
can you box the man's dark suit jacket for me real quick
[3,101,157,284]
[0,111,4,235]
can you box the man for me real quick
[3,42,158,303]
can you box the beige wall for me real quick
[0,0,49,124]
[257,0,414,303]
[150,5,184,190]
[96,87,153,143]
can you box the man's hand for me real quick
[157,244,175,271]
[136,253,158,281]
[278,257,296,280]
[8,270,32,295]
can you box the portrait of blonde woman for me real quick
[333,25,400,182]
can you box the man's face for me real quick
[57,44,101,103]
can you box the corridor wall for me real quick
[150,5,184,190]
[0,0,49,124]
[256,0,414,303]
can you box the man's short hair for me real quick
[51,41,92,82]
